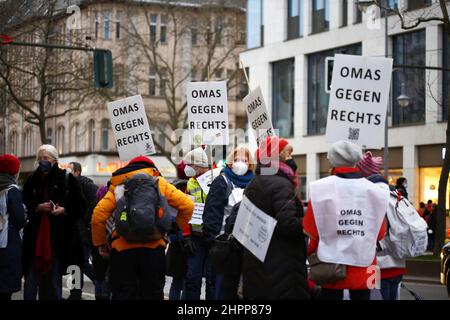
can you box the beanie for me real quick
[129,155,155,166]
[356,151,383,177]
[256,136,289,162]
[184,147,209,168]
[327,140,362,168]
[0,154,20,176]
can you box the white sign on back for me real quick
[107,95,155,161]
[242,86,274,146]
[326,54,393,149]
[187,81,229,145]
[232,195,277,263]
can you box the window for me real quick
[341,0,348,27]
[150,14,157,44]
[443,29,449,121]
[47,127,53,145]
[354,2,362,24]
[9,131,18,155]
[160,68,167,97]
[56,126,65,155]
[392,30,426,125]
[307,43,362,135]
[380,0,399,17]
[407,0,432,11]
[88,119,96,151]
[101,119,109,151]
[104,11,111,39]
[116,11,121,39]
[272,59,294,138]
[149,68,156,96]
[247,0,263,49]
[238,68,249,99]
[215,17,223,45]
[73,122,81,152]
[214,68,223,80]
[23,127,33,157]
[160,15,168,43]
[94,12,99,39]
[312,0,330,34]
[287,0,304,40]
[191,19,198,45]
[191,68,197,82]
[114,64,124,95]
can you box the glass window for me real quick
[307,43,362,135]
[381,0,399,17]
[408,0,432,11]
[47,127,53,145]
[354,2,362,24]
[56,126,65,155]
[94,12,99,39]
[272,58,294,138]
[9,131,18,155]
[160,15,168,43]
[312,0,330,34]
[149,68,156,96]
[160,68,167,97]
[116,11,121,39]
[88,119,96,151]
[443,29,449,121]
[341,0,348,27]
[214,68,223,80]
[287,0,304,40]
[247,0,263,49]
[392,30,425,125]
[191,19,197,45]
[73,122,81,152]
[215,17,223,45]
[101,119,109,151]
[104,11,111,39]
[150,14,157,44]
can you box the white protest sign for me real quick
[243,86,274,146]
[107,95,155,161]
[196,167,222,195]
[232,195,277,263]
[189,202,205,225]
[326,54,393,149]
[187,81,229,145]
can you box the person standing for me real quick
[242,136,310,300]
[395,177,408,199]
[22,145,87,300]
[0,154,26,300]
[183,147,216,300]
[203,146,254,300]
[304,141,389,300]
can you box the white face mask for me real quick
[232,161,248,176]
[184,165,197,177]
[403,182,408,189]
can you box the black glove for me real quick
[183,236,197,255]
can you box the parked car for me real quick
[440,241,450,297]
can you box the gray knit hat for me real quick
[184,147,209,168]
[327,140,363,168]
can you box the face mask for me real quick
[184,165,197,177]
[232,161,248,176]
[38,160,53,173]
[403,182,408,188]
[285,159,298,172]
[66,167,72,174]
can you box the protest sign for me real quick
[196,167,222,195]
[189,202,205,225]
[243,86,274,146]
[326,54,393,149]
[107,95,155,161]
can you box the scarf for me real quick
[259,160,299,189]
[223,166,254,188]
[0,173,16,192]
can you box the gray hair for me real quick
[37,144,59,161]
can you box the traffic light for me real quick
[93,50,113,88]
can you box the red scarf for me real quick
[34,212,52,276]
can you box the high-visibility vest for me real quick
[186,177,206,233]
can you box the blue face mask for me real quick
[38,160,53,173]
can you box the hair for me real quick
[427,200,433,204]
[396,177,406,187]
[36,144,58,161]
[69,162,82,174]
[226,146,255,171]
[419,202,425,208]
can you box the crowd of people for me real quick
[0,137,435,300]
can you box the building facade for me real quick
[241,0,448,208]
[0,0,247,185]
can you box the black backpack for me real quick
[113,172,171,242]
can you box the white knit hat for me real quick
[327,140,362,168]
[184,147,209,168]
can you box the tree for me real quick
[372,0,450,254]
[0,0,107,146]
[124,0,246,163]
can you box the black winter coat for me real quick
[22,164,87,274]
[76,175,98,245]
[242,166,310,300]
[0,187,26,293]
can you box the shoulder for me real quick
[7,186,22,199]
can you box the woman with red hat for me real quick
[0,154,26,300]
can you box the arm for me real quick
[159,178,194,230]
[91,189,116,246]
[7,187,27,229]
[21,176,39,221]
[203,176,228,242]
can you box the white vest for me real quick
[310,175,389,267]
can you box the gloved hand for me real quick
[183,236,197,255]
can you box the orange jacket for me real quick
[91,166,194,252]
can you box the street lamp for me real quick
[357,0,390,179]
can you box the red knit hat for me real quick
[128,155,155,166]
[356,151,383,177]
[256,136,289,162]
[0,154,21,176]
[176,160,188,180]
